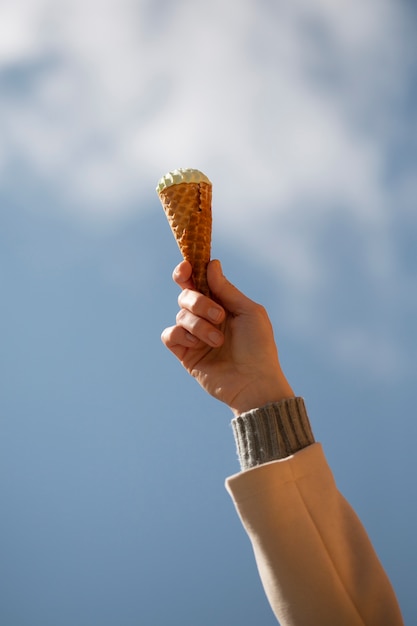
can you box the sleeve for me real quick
[231,397,315,469]
[225,443,404,626]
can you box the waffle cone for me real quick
[157,174,212,297]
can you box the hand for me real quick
[161,260,294,416]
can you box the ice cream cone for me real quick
[156,168,212,297]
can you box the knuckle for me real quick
[253,302,268,318]
[177,290,187,308]
[178,288,198,310]
[176,309,186,324]
[258,303,268,317]
[161,326,172,345]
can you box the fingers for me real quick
[207,260,257,314]
[171,258,255,316]
[172,259,254,319]
[161,326,199,363]
[161,286,225,357]
[177,288,225,325]
[161,311,223,363]
[165,257,257,357]
[175,309,224,347]
[163,260,227,359]
[172,260,194,290]
[161,324,199,359]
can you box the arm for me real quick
[161,260,404,626]
[226,441,403,626]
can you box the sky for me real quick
[0,0,416,624]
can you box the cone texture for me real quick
[158,180,212,296]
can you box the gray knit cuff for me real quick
[231,397,315,471]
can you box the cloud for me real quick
[0,0,411,210]
[1,0,416,378]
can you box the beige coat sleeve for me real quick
[225,443,404,626]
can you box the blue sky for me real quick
[1,1,416,624]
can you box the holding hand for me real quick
[161,260,294,415]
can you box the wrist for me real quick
[229,375,295,417]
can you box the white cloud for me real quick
[0,2,45,63]
[1,0,416,378]
[0,0,412,215]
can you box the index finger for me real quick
[173,260,195,290]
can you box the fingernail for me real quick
[208,307,222,322]
[208,331,222,346]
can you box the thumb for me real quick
[207,260,255,314]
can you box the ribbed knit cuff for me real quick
[231,397,315,471]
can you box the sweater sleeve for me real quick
[231,397,315,470]
[225,444,404,626]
